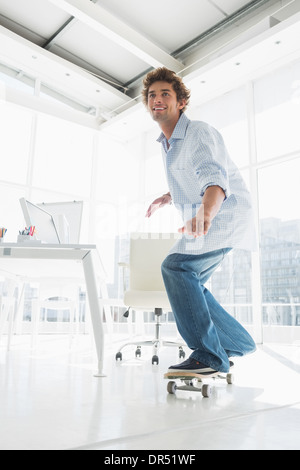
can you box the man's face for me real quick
[147,81,185,126]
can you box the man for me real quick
[142,67,256,375]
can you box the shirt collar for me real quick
[156,113,190,143]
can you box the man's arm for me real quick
[178,185,225,237]
[145,192,172,218]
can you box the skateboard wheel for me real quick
[152,355,159,365]
[115,352,122,361]
[201,384,212,398]
[167,381,177,394]
[226,373,234,384]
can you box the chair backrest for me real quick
[37,281,79,302]
[128,233,180,292]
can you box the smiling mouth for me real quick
[153,107,166,111]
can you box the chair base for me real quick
[116,307,186,364]
[115,339,186,365]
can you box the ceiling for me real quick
[0,0,300,135]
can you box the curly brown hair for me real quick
[142,67,190,113]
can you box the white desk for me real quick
[0,242,105,376]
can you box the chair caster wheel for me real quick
[116,352,122,361]
[179,347,185,359]
[152,355,159,365]
[135,347,141,357]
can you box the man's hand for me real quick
[178,204,210,238]
[178,186,225,237]
[145,193,172,218]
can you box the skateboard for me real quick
[164,370,234,397]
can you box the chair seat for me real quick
[124,290,171,310]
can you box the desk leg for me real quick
[82,250,106,377]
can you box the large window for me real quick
[33,114,94,198]
[254,61,300,161]
[254,62,300,342]
[258,159,300,337]
[0,102,32,185]
[139,58,300,342]
[1,55,300,342]
[191,87,250,169]
[0,78,98,328]
[0,101,34,241]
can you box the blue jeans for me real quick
[161,249,256,372]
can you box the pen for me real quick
[19,226,35,236]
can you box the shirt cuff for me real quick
[200,182,230,200]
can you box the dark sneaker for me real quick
[168,357,218,376]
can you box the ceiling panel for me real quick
[52,21,151,84]
[0,25,132,113]
[96,0,226,53]
[211,0,254,16]
[0,0,299,128]
[0,0,71,38]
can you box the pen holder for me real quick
[17,235,32,243]
[17,235,41,244]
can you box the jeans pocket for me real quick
[222,247,232,259]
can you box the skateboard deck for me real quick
[164,371,234,397]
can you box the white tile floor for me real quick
[1,332,300,450]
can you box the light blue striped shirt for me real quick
[157,113,257,255]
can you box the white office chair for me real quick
[116,232,186,365]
